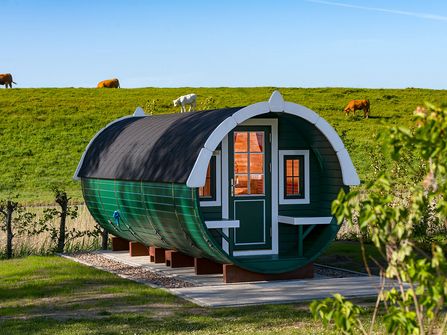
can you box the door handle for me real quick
[231,178,234,197]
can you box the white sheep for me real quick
[173,93,197,113]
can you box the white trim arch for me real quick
[186,90,360,187]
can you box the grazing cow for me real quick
[0,73,16,88]
[97,78,120,88]
[173,93,197,113]
[343,99,370,118]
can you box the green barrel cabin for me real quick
[74,91,360,281]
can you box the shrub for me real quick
[311,103,447,335]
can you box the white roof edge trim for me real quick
[73,115,139,181]
[284,102,320,124]
[187,94,360,188]
[314,118,345,152]
[337,149,361,185]
[203,116,237,151]
[232,102,269,124]
[188,102,269,187]
[186,148,213,187]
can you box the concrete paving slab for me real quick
[94,250,387,307]
[171,277,384,307]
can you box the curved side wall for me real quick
[82,177,343,274]
[82,178,232,264]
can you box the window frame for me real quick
[279,150,310,205]
[283,154,305,199]
[199,151,222,207]
[233,130,266,196]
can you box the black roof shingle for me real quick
[77,107,243,183]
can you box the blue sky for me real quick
[2,0,447,88]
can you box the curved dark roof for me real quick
[77,107,242,183]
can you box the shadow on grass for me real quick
[0,304,315,335]
[367,115,392,120]
[0,256,180,317]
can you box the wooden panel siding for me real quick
[199,206,225,243]
[277,114,344,257]
[82,178,232,264]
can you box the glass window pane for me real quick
[234,153,248,174]
[294,159,299,177]
[286,177,294,196]
[249,132,264,152]
[293,177,299,194]
[250,153,264,174]
[284,156,304,197]
[286,159,293,176]
[234,132,248,152]
[235,174,248,195]
[199,164,212,197]
[250,174,264,194]
[199,182,211,197]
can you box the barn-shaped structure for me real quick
[74,91,360,275]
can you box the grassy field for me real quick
[0,255,378,335]
[0,87,446,203]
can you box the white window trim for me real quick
[199,150,222,207]
[279,150,310,205]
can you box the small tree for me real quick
[54,189,72,253]
[29,188,79,253]
[0,202,36,259]
[0,172,26,259]
[0,200,18,259]
[311,103,447,334]
[94,223,109,250]
[100,226,108,250]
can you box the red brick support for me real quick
[111,236,129,251]
[194,258,223,275]
[149,246,166,263]
[223,263,314,283]
[165,250,194,268]
[129,241,150,257]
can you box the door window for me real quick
[234,131,265,195]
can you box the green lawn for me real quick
[0,240,398,335]
[0,255,352,335]
[1,87,446,203]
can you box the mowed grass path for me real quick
[0,87,445,203]
[0,256,344,335]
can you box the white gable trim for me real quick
[186,90,360,187]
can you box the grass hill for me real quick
[0,87,445,204]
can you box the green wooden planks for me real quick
[82,178,231,264]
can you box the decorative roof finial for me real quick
[268,90,285,112]
[133,106,146,117]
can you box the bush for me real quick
[311,103,447,334]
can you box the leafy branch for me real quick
[311,103,447,334]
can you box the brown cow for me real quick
[97,78,120,88]
[0,73,16,88]
[343,99,370,118]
